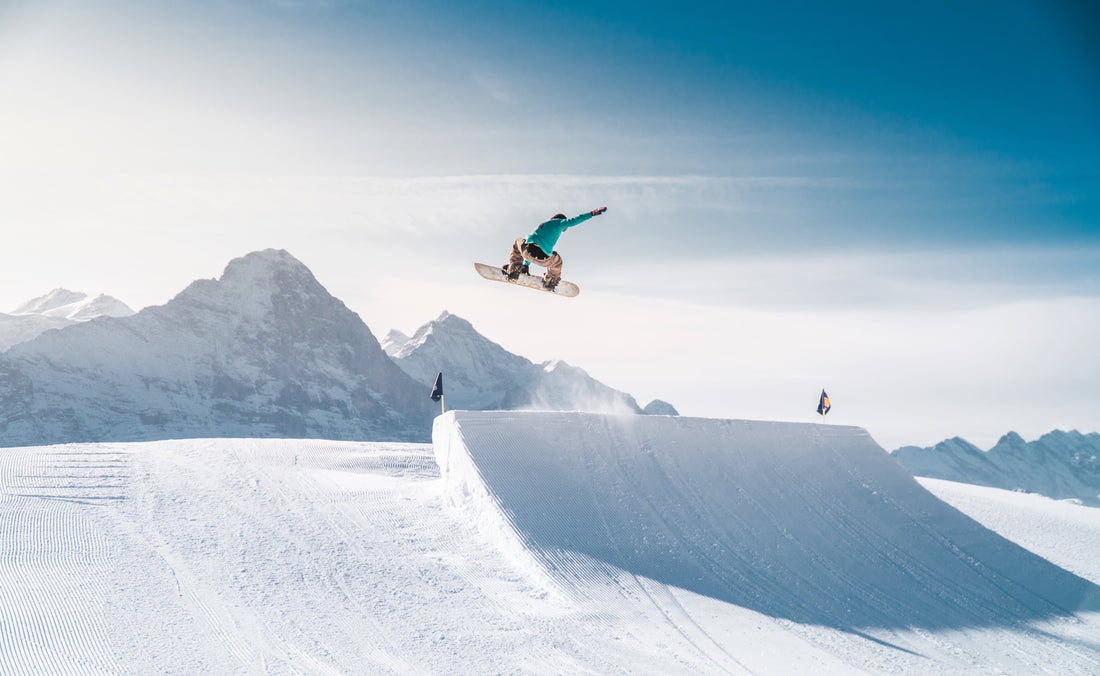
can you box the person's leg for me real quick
[542,252,563,288]
[505,238,528,277]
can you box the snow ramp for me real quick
[434,411,1099,632]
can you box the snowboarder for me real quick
[503,207,607,290]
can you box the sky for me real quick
[1,0,1098,449]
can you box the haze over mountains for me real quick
[0,250,672,447]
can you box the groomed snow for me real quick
[921,477,1100,586]
[1,412,1098,674]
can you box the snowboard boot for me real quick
[543,276,560,292]
[504,264,529,281]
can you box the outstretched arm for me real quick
[560,207,607,229]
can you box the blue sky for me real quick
[1,0,1098,448]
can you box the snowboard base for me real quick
[474,263,579,297]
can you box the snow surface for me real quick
[921,478,1100,586]
[1,412,1098,674]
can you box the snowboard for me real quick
[474,263,580,297]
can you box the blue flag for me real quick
[817,389,831,416]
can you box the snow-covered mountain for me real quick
[379,328,410,355]
[893,430,1100,506]
[12,288,134,321]
[0,249,435,446]
[0,313,71,352]
[385,311,677,415]
[0,289,134,351]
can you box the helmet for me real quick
[551,213,566,220]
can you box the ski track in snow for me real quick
[0,446,127,675]
[0,413,1097,674]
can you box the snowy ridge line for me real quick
[434,410,1100,634]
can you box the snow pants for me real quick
[508,238,563,285]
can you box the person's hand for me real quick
[591,206,607,216]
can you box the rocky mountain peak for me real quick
[995,431,1027,448]
[392,310,486,361]
[382,329,412,357]
[168,249,334,321]
[387,312,663,416]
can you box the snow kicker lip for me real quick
[434,410,1100,632]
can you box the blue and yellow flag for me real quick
[817,389,831,416]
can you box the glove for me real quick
[590,207,607,216]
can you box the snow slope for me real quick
[1,414,1098,674]
[921,477,1100,586]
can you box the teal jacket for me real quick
[525,212,592,256]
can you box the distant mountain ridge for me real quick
[385,311,678,416]
[0,250,435,445]
[13,288,134,321]
[0,289,134,351]
[893,430,1100,506]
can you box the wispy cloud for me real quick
[4,170,1095,311]
[580,245,1100,310]
[0,171,852,233]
